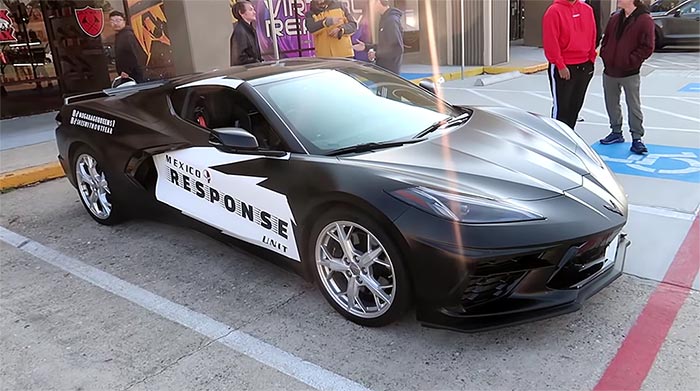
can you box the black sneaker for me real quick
[630,139,648,154]
[599,132,624,145]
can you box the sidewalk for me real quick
[0,112,63,191]
[401,45,548,83]
[0,45,548,191]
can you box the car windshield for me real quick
[254,67,462,155]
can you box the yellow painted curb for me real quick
[409,67,485,85]
[483,62,548,75]
[0,162,65,191]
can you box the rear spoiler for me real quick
[63,79,169,105]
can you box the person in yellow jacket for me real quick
[305,0,357,58]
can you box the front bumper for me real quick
[415,233,630,332]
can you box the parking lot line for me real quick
[670,97,700,105]
[629,204,697,221]
[588,93,700,124]
[594,217,699,391]
[444,87,700,101]
[526,91,610,120]
[649,58,698,69]
[462,88,519,109]
[576,121,700,134]
[0,226,370,391]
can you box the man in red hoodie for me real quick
[543,0,598,129]
[598,0,655,154]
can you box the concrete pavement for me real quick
[1,179,697,390]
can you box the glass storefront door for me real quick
[0,0,128,119]
[1,0,61,119]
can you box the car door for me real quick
[152,78,303,262]
[664,0,700,41]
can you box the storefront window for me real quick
[0,0,174,118]
[1,0,60,118]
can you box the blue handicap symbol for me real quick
[591,143,700,183]
[678,83,700,93]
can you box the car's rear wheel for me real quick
[655,30,665,51]
[310,209,411,327]
[73,146,123,225]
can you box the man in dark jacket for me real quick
[598,0,655,154]
[358,0,404,74]
[230,0,262,66]
[109,11,146,83]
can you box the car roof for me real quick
[171,58,373,89]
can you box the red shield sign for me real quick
[75,6,104,38]
[0,9,17,43]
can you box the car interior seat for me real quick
[185,88,283,150]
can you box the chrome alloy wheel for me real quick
[315,221,396,318]
[76,153,112,220]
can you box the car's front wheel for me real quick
[73,146,123,225]
[310,209,411,327]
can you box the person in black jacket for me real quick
[230,1,262,66]
[356,0,403,74]
[598,0,655,154]
[109,11,146,83]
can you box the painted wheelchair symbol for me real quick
[599,152,700,175]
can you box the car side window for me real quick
[679,0,699,14]
[169,86,285,150]
[651,0,680,12]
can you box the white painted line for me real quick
[640,103,700,124]
[441,87,551,93]
[589,93,700,124]
[629,204,697,221]
[575,121,700,134]
[445,89,700,134]
[670,96,700,105]
[444,87,700,101]
[0,226,370,391]
[527,91,609,120]
[649,58,697,69]
[462,89,519,109]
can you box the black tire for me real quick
[72,145,124,225]
[308,208,411,327]
[655,30,665,51]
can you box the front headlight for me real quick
[542,117,605,168]
[389,187,545,224]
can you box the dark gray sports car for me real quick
[654,0,700,49]
[55,59,630,332]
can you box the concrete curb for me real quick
[0,162,65,191]
[409,67,485,85]
[475,71,524,86]
[484,62,548,75]
[408,62,547,84]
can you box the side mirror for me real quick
[209,127,259,152]
[419,79,437,94]
[674,9,682,16]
